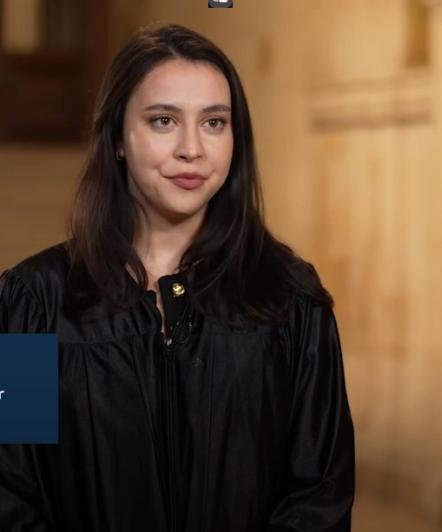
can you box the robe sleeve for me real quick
[0,269,54,532]
[267,295,355,531]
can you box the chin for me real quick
[162,203,207,223]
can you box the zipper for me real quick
[154,297,191,532]
[163,333,177,532]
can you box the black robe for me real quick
[0,243,355,532]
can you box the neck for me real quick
[134,208,205,279]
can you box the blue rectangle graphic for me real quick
[0,334,58,443]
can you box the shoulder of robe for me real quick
[0,241,70,315]
[286,288,333,324]
[280,288,337,366]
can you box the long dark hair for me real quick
[66,23,333,324]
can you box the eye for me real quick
[150,115,174,127]
[206,118,226,129]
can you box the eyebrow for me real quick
[143,103,231,113]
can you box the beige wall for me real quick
[2,0,42,52]
[305,2,441,525]
[0,146,84,268]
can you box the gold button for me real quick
[171,282,185,298]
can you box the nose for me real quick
[174,123,204,161]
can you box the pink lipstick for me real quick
[169,172,206,190]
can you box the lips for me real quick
[169,172,206,190]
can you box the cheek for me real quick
[126,128,170,166]
[215,139,234,173]
[207,134,233,167]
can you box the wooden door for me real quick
[0,0,109,142]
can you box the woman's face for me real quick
[119,58,234,225]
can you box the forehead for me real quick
[130,59,231,107]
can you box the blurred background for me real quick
[0,0,441,530]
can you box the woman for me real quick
[0,24,355,532]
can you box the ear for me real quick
[115,143,125,161]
